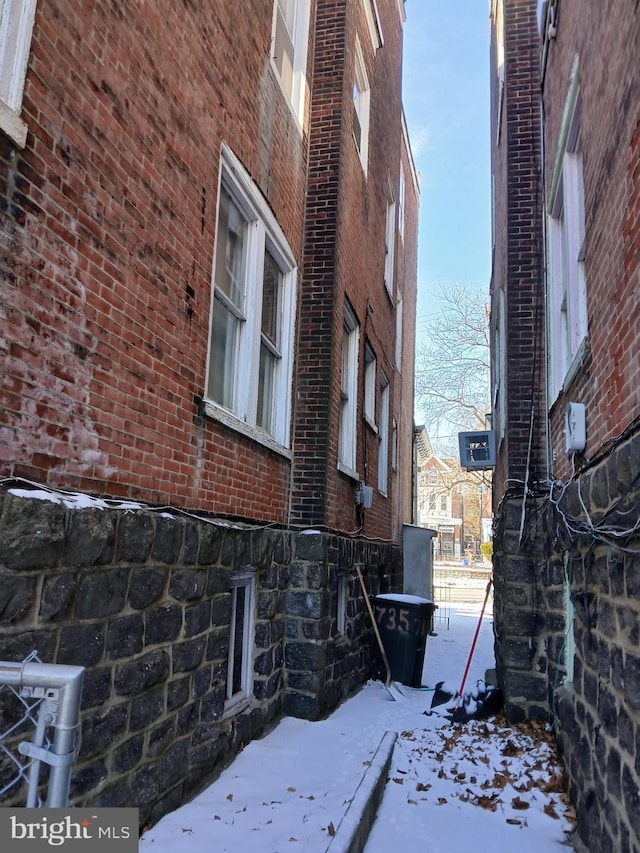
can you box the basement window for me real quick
[225,569,256,712]
[336,572,347,636]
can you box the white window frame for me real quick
[270,0,311,127]
[205,144,296,456]
[225,569,256,713]
[0,0,37,148]
[384,179,396,298]
[492,288,506,443]
[336,572,347,636]
[398,163,405,241]
[352,37,370,173]
[395,296,403,370]
[361,0,383,51]
[391,417,398,471]
[363,341,377,430]
[547,64,587,403]
[338,302,360,478]
[378,373,389,494]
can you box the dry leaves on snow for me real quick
[399,715,576,830]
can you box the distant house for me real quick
[414,426,491,560]
[0,0,417,823]
[490,1,640,849]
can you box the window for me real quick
[206,145,296,452]
[363,341,376,428]
[428,469,437,485]
[548,72,587,400]
[339,302,360,476]
[391,418,398,471]
[384,180,396,297]
[226,570,256,711]
[492,288,506,442]
[361,0,383,50]
[352,38,370,172]
[493,0,505,147]
[429,494,436,511]
[0,0,37,148]
[440,495,447,512]
[336,572,347,636]
[377,374,389,494]
[271,0,311,124]
[395,295,403,370]
[398,164,405,241]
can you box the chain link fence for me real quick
[0,652,84,807]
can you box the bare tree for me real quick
[415,284,490,454]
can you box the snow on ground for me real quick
[140,593,576,853]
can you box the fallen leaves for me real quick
[395,715,576,830]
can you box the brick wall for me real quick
[0,0,308,523]
[502,0,545,488]
[291,0,415,541]
[490,2,640,849]
[543,0,640,479]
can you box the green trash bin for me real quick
[372,593,436,687]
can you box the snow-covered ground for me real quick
[140,594,576,852]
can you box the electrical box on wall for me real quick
[565,402,586,456]
[355,483,373,509]
[458,431,496,470]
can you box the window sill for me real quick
[337,461,359,482]
[204,399,293,460]
[0,101,28,148]
[364,414,378,434]
[222,694,254,720]
[562,335,590,394]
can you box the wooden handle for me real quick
[356,566,392,687]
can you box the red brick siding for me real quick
[291,0,414,541]
[0,1,310,522]
[490,0,545,495]
[544,0,640,479]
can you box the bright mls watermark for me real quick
[0,809,138,851]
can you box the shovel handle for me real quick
[453,577,493,711]
[356,567,393,688]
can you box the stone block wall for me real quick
[0,489,401,828]
[493,431,640,852]
[283,532,401,719]
[492,494,558,722]
[550,433,640,853]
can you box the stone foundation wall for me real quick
[492,495,557,721]
[493,431,640,852]
[551,434,640,853]
[0,490,401,828]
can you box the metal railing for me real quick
[432,566,452,629]
[0,652,84,807]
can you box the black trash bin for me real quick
[372,594,436,687]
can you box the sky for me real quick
[140,586,576,852]
[401,2,492,338]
